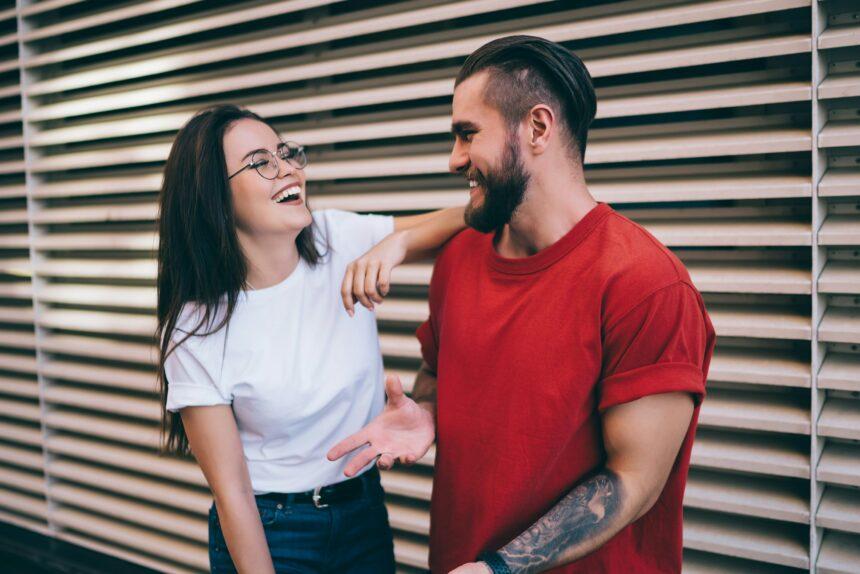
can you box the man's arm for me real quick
[410,360,437,420]
[455,391,694,574]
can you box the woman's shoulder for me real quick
[311,208,370,233]
[173,299,231,341]
[311,208,393,260]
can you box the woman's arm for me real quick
[341,206,465,315]
[393,206,466,260]
[181,405,275,574]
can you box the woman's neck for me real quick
[238,229,301,290]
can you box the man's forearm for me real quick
[399,206,465,261]
[491,469,638,574]
[411,361,437,419]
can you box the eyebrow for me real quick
[241,148,267,161]
[451,121,479,137]
[241,142,285,161]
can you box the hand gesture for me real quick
[341,231,408,317]
[327,375,435,475]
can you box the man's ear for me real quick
[527,104,554,155]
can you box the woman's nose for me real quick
[277,158,297,179]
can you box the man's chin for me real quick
[464,207,500,234]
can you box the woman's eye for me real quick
[252,159,270,168]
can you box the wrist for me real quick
[394,227,414,249]
[416,399,436,421]
[477,551,511,574]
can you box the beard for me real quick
[464,139,530,234]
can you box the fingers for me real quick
[364,261,383,304]
[352,261,373,311]
[340,264,355,317]
[326,430,368,462]
[377,452,395,471]
[377,262,392,297]
[398,452,417,466]
[342,255,392,315]
[384,374,405,406]
[343,445,380,477]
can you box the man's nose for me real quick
[449,140,469,174]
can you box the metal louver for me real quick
[0,1,855,573]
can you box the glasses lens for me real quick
[251,150,279,179]
[278,141,308,169]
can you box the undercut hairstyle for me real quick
[455,35,596,161]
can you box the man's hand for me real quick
[327,375,435,476]
[449,563,492,574]
[341,231,408,316]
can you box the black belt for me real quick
[256,467,378,509]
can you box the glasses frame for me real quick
[228,141,308,180]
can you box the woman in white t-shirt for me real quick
[156,105,461,573]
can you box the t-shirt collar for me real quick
[487,202,612,275]
[241,257,307,302]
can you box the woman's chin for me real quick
[281,209,313,232]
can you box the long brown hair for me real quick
[156,104,323,455]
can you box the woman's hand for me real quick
[341,230,408,316]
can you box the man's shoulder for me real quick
[598,210,690,285]
[420,228,486,303]
[593,212,697,326]
[435,227,485,266]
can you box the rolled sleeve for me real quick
[164,333,231,413]
[165,382,230,412]
[598,281,713,412]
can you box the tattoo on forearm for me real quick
[497,469,624,574]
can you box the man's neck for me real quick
[495,179,597,259]
[238,229,301,289]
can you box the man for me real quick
[329,35,715,574]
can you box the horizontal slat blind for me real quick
[0,0,47,542]
[813,0,860,573]
[0,1,853,573]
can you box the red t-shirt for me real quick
[416,203,715,573]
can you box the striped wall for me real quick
[0,1,858,572]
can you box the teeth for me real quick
[272,185,302,203]
[468,180,478,188]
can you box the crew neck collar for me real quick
[242,257,307,301]
[487,203,612,275]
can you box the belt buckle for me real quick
[312,486,328,509]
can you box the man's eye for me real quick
[461,132,475,142]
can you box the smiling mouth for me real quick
[468,176,484,196]
[272,185,302,204]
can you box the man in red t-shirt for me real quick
[329,35,715,574]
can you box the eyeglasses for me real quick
[228,141,308,180]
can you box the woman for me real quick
[157,104,463,573]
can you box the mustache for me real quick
[465,169,485,185]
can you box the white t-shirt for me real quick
[164,209,394,493]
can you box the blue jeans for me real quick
[208,470,395,573]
